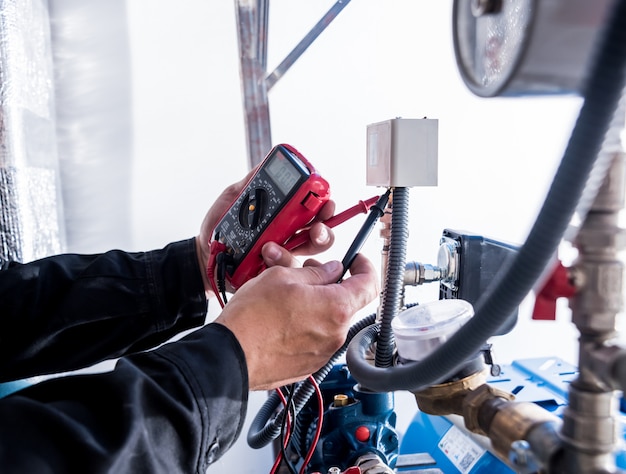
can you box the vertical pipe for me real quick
[235,0,353,168]
[561,92,626,473]
[235,0,271,169]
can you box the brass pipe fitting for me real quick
[416,379,563,470]
[464,384,562,468]
[461,383,515,436]
[413,369,491,418]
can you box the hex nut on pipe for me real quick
[462,383,515,435]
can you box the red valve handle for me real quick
[532,261,577,320]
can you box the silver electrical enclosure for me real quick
[366,118,438,188]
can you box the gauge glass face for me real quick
[454,0,534,96]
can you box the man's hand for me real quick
[195,169,336,297]
[214,253,378,390]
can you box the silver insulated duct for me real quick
[0,0,65,263]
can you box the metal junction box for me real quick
[366,117,438,187]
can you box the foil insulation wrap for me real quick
[0,0,64,262]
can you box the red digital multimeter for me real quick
[211,144,331,291]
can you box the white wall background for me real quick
[56,1,611,471]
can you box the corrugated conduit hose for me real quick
[375,187,409,368]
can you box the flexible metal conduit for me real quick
[346,0,626,393]
[375,187,409,368]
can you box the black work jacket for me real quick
[0,238,248,473]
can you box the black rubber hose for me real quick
[346,0,626,393]
[247,314,377,449]
[375,187,409,368]
[247,390,283,449]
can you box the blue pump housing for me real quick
[298,364,400,473]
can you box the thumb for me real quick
[302,259,344,285]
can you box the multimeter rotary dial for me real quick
[239,188,269,229]
[217,173,284,261]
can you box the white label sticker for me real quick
[438,425,486,473]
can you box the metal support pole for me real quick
[235,0,272,169]
[265,0,352,91]
[234,0,352,169]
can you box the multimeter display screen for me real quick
[266,150,303,195]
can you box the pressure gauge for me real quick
[391,299,474,362]
[452,0,615,97]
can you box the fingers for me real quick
[299,253,378,295]
[316,200,336,222]
[331,253,380,308]
[261,218,334,269]
[263,244,378,299]
[346,254,379,292]
[303,260,344,284]
[289,200,336,256]
[262,243,343,281]
[273,253,377,311]
[261,242,301,268]
[291,222,334,256]
[346,252,378,279]
[310,222,334,248]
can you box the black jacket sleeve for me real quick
[0,323,249,473]
[0,238,208,382]
[0,239,250,472]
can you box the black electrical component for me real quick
[438,228,519,335]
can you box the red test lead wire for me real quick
[284,195,382,252]
[206,239,228,308]
[299,375,324,474]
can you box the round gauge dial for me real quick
[453,0,535,97]
[452,0,613,97]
